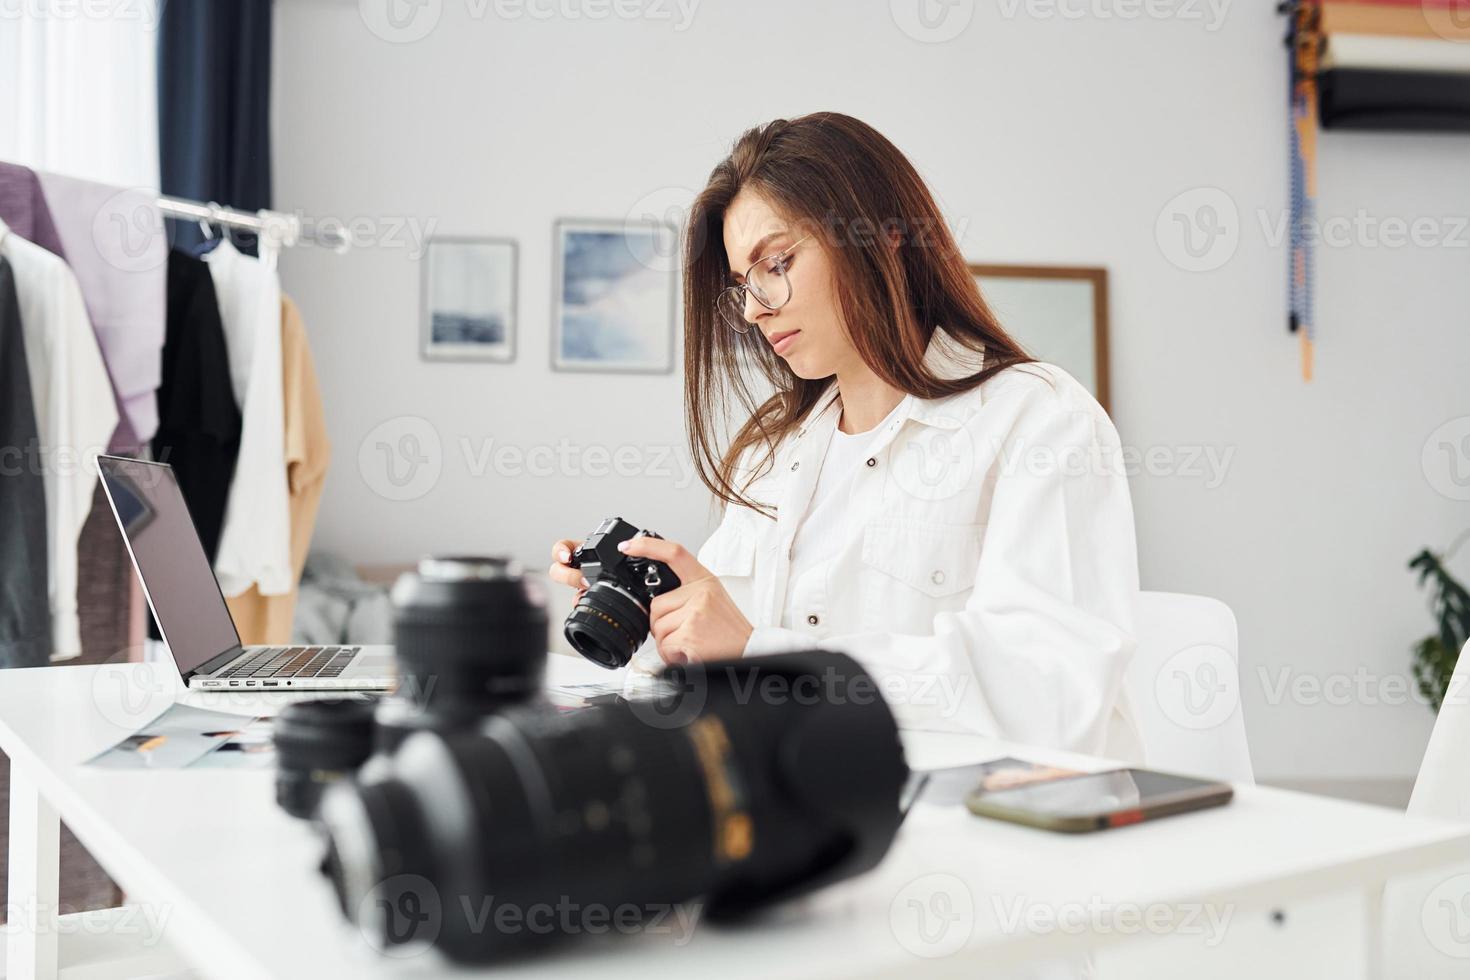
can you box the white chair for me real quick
[1092,595,1263,980]
[1381,638,1470,977]
[1123,591,1255,785]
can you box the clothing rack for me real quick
[157,195,351,252]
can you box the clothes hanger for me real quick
[194,202,225,256]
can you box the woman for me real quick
[551,112,1141,758]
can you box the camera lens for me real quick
[273,697,380,820]
[391,556,548,709]
[318,650,908,962]
[564,581,651,669]
[380,555,550,752]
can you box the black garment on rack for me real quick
[1319,69,1470,134]
[152,250,241,565]
[0,256,50,669]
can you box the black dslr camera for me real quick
[563,517,682,669]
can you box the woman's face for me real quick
[721,189,860,381]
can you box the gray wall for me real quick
[271,0,1470,782]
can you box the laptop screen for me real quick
[96,455,242,677]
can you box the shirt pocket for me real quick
[707,525,757,578]
[858,520,984,632]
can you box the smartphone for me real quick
[964,768,1233,833]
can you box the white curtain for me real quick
[0,0,161,189]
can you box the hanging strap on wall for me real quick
[1285,0,1322,381]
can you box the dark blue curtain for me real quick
[157,0,274,253]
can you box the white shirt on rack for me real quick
[207,239,292,598]
[0,218,119,659]
[779,400,904,631]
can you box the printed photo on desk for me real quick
[421,236,517,362]
[551,218,677,373]
[87,704,274,770]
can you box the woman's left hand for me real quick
[616,535,752,666]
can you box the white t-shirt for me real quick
[207,240,292,598]
[779,399,905,631]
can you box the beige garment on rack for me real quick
[225,296,329,645]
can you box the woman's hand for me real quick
[617,535,753,667]
[547,538,589,606]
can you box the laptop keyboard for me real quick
[217,646,361,679]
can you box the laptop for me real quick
[96,454,397,692]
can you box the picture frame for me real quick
[968,263,1111,412]
[420,236,518,363]
[551,218,678,374]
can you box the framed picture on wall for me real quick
[552,218,677,374]
[421,237,518,362]
[968,263,1110,412]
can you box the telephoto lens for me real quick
[376,556,549,753]
[273,697,380,820]
[317,650,909,963]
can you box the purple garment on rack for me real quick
[38,173,167,449]
[0,162,67,262]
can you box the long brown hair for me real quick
[684,112,1032,519]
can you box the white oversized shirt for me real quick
[638,329,1142,759]
[0,218,119,659]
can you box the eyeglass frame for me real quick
[715,234,813,334]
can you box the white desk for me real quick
[4,656,1470,979]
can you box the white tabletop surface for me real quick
[4,655,1470,979]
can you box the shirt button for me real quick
[865,457,876,467]
[791,460,800,472]
[806,614,820,626]
[931,570,945,585]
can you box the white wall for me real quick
[271,0,1470,783]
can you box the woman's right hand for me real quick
[548,539,590,604]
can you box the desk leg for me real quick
[1363,884,1384,980]
[7,762,60,980]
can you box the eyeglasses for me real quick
[715,235,812,334]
